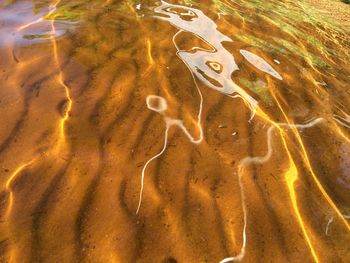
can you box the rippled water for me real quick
[0,0,350,262]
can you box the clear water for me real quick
[0,0,349,262]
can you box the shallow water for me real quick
[0,0,350,262]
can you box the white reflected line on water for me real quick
[228,127,274,263]
[158,4,324,258]
[285,117,324,129]
[172,29,182,51]
[228,94,258,122]
[160,1,259,121]
[220,117,324,263]
[236,118,324,172]
[218,164,248,263]
[324,213,350,237]
[325,216,334,236]
[172,31,259,122]
[136,121,169,214]
[136,92,203,214]
[173,31,204,144]
[333,114,350,129]
[175,35,258,119]
[243,125,274,166]
[172,29,217,54]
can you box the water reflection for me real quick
[0,0,78,47]
[0,0,350,262]
[239,49,283,80]
[154,0,259,114]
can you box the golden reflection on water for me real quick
[0,0,350,262]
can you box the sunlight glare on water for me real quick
[0,0,349,262]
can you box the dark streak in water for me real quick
[30,163,70,262]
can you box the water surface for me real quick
[0,0,350,262]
